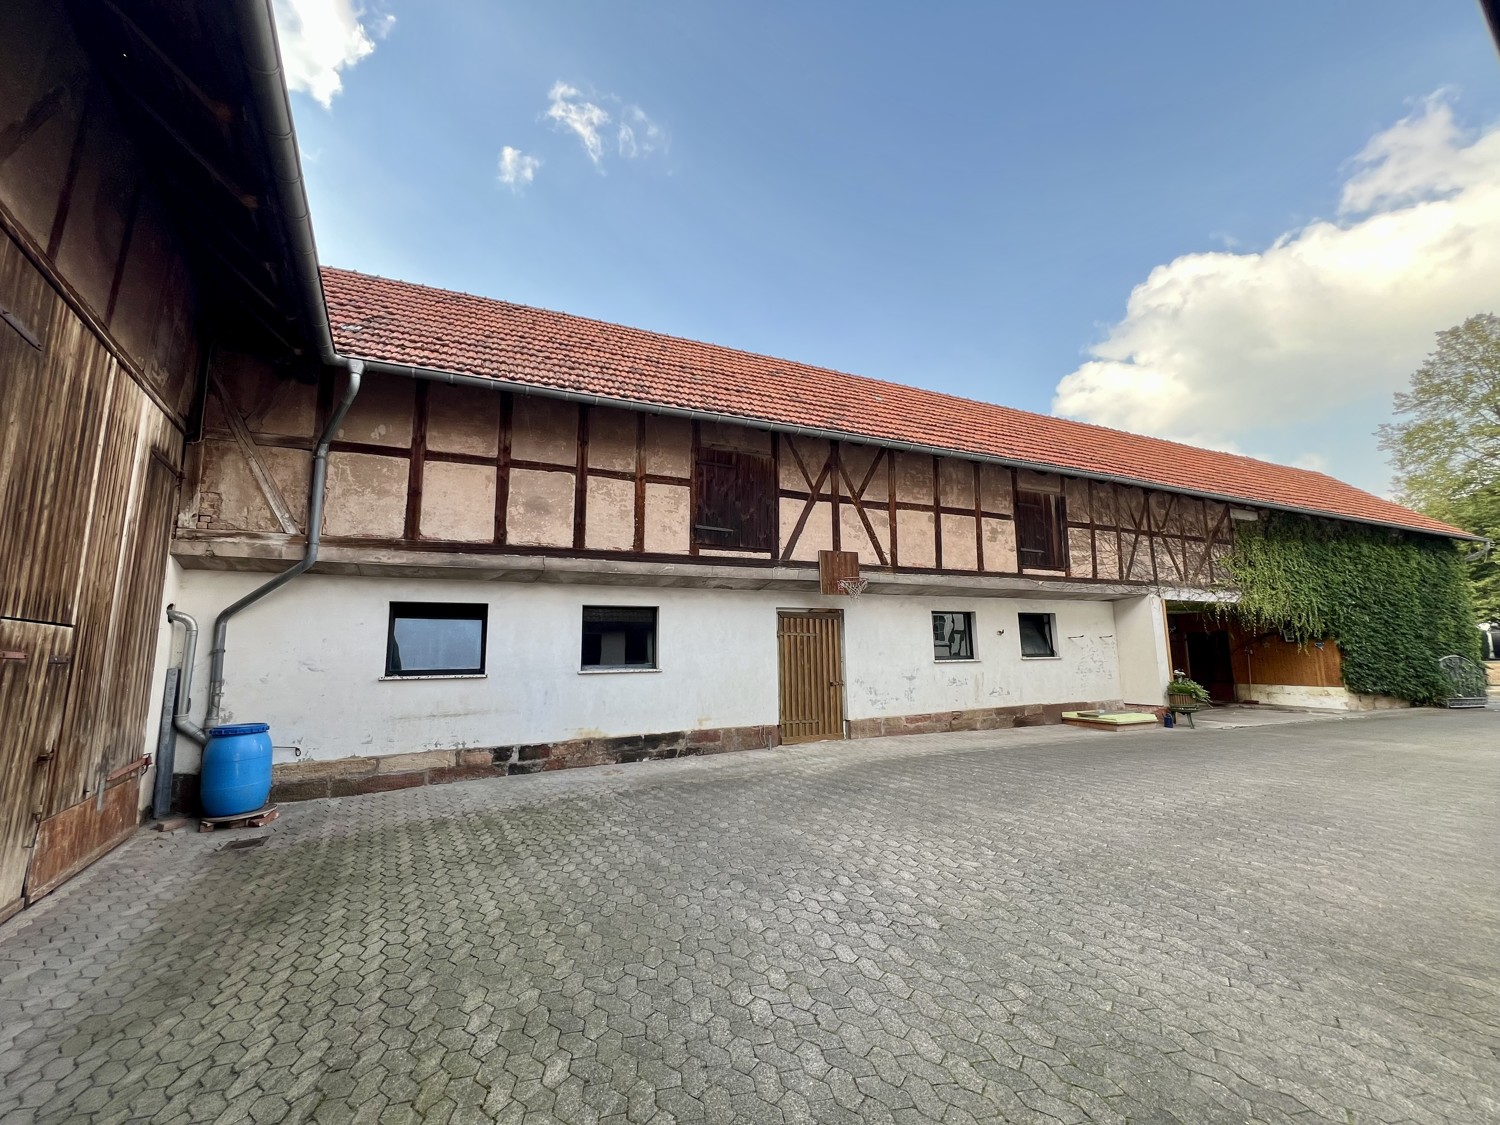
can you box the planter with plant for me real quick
[1166,671,1210,709]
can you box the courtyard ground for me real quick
[0,709,1496,1125]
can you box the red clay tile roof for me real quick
[321,267,1471,540]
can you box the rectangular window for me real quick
[386,602,487,677]
[693,447,776,550]
[581,606,658,670]
[932,611,975,660]
[1015,489,1066,570]
[1017,612,1057,659]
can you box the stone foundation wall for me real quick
[270,724,779,802]
[848,700,1121,739]
[268,701,1123,804]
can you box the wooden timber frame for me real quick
[182,366,1244,593]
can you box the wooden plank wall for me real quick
[1231,628,1344,689]
[183,363,1240,592]
[0,233,185,827]
[0,0,200,421]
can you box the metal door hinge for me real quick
[1,649,28,663]
[0,303,43,350]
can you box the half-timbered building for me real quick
[161,268,1472,800]
[0,0,1478,909]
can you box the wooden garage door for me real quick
[777,610,845,745]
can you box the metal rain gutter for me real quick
[235,0,338,366]
[187,1,368,730]
[356,356,1481,544]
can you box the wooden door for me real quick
[777,610,846,744]
[0,620,75,922]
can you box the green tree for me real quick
[1378,313,1500,619]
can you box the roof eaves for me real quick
[348,352,1482,543]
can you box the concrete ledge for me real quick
[848,700,1122,739]
[172,534,1151,600]
[1235,684,1410,712]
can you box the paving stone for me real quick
[0,712,1496,1124]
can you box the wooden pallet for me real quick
[198,804,279,832]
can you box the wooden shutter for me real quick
[1015,490,1065,569]
[694,448,775,550]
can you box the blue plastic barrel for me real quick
[201,723,272,817]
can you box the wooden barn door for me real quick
[777,610,846,745]
[0,622,74,923]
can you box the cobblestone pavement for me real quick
[2,710,1497,1125]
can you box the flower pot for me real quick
[1167,692,1197,709]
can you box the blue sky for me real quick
[278,2,1500,495]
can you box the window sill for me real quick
[934,658,981,664]
[1020,656,1062,661]
[578,667,662,675]
[380,673,488,681]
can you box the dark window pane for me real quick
[932,612,975,660]
[582,606,658,669]
[387,603,486,675]
[1018,612,1056,658]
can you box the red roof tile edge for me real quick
[318,267,1473,541]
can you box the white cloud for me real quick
[1051,95,1500,483]
[273,0,393,108]
[545,82,667,167]
[497,146,541,190]
[618,105,667,158]
[546,82,611,165]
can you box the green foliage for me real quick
[1225,514,1479,704]
[1438,485,1500,620]
[1378,313,1500,616]
[1166,674,1209,702]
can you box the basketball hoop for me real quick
[837,576,869,598]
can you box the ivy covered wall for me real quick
[1225,514,1479,704]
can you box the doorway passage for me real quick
[1168,611,1238,703]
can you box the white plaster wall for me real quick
[169,573,796,767]
[136,558,186,804]
[166,571,1129,766]
[1113,595,1171,705]
[842,596,1121,718]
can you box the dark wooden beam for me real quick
[404,382,428,541]
[99,0,235,126]
[109,79,258,209]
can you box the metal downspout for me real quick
[205,362,362,726]
[164,606,205,746]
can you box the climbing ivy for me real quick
[1223,513,1479,704]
